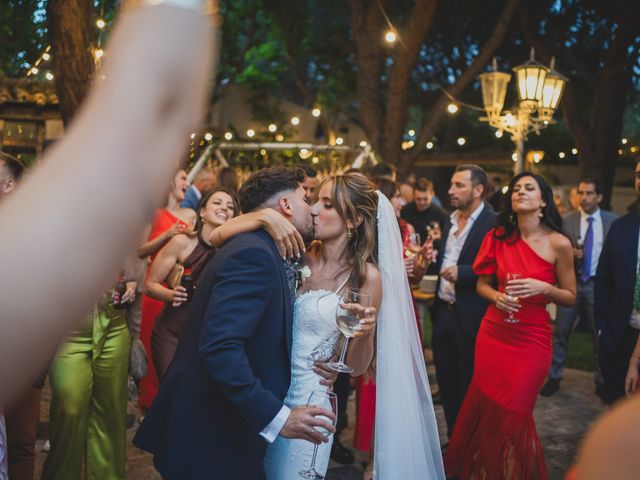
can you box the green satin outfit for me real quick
[42,299,131,480]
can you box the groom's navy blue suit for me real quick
[134,229,293,479]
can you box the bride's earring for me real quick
[347,228,352,239]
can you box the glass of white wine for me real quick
[405,232,422,258]
[504,272,522,323]
[326,288,371,374]
[298,390,338,479]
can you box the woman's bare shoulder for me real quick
[549,231,572,251]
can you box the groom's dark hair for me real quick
[239,166,305,213]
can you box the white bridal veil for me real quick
[373,191,445,479]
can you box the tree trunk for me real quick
[520,1,639,208]
[400,0,520,174]
[47,0,95,126]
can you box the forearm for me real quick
[145,281,175,303]
[544,285,576,307]
[138,234,169,259]
[0,5,214,404]
[209,210,269,246]
[477,280,500,304]
[347,334,375,377]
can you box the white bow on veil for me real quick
[373,191,445,479]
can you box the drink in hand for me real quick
[336,314,360,338]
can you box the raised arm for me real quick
[0,2,216,404]
[210,208,305,259]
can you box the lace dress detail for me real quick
[263,289,342,479]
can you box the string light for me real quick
[384,30,397,44]
[511,153,518,162]
[407,129,415,137]
[312,156,320,164]
[495,130,503,138]
[42,53,50,61]
[312,108,321,117]
[204,132,213,141]
[426,141,434,149]
[335,137,344,145]
[224,132,233,141]
[190,133,196,139]
[268,124,277,132]
[291,116,300,126]
[533,152,542,163]
[94,48,104,59]
[447,103,459,114]
[618,149,624,155]
[96,18,106,29]
[29,67,39,75]
[45,72,54,81]
[457,137,466,146]
[571,148,578,155]
[246,129,255,138]
[359,140,368,147]
[558,152,565,159]
[622,138,628,145]
[275,134,284,142]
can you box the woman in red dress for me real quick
[445,172,576,479]
[137,169,196,411]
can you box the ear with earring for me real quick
[539,204,545,218]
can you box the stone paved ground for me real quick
[32,367,605,479]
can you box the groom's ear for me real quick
[277,195,294,218]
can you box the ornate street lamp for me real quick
[479,49,568,173]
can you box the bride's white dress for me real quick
[263,287,343,479]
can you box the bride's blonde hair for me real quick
[317,173,378,289]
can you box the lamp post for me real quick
[479,49,568,173]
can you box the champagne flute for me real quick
[504,273,522,323]
[298,391,338,480]
[326,288,371,373]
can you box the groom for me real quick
[134,167,336,479]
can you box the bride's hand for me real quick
[342,304,377,338]
[257,208,305,259]
[313,356,338,387]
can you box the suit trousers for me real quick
[599,326,639,405]
[432,299,476,436]
[42,305,131,480]
[549,278,603,385]
[4,385,40,480]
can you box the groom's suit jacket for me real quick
[134,229,293,479]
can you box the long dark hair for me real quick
[195,186,240,233]
[495,171,563,241]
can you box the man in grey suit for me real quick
[541,178,618,397]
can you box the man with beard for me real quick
[134,167,335,479]
[430,164,497,437]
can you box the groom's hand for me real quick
[279,406,336,444]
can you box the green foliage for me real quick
[0,0,47,76]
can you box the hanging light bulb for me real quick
[384,30,397,44]
[447,103,459,114]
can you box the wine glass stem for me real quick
[310,443,319,471]
[338,337,350,365]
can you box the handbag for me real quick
[166,262,184,289]
[129,338,148,381]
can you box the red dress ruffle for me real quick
[444,229,555,480]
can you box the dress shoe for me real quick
[330,438,355,465]
[540,378,560,397]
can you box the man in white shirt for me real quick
[430,164,496,436]
[542,179,618,397]
[595,160,640,405]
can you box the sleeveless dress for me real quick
[445,229,556,480]
[151,236,217,380]
[263,282,346,479]
[139,208,190,409]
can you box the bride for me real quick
[214,172,445,479]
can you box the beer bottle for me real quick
[114,271,128,309]
[181,267,194,305]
